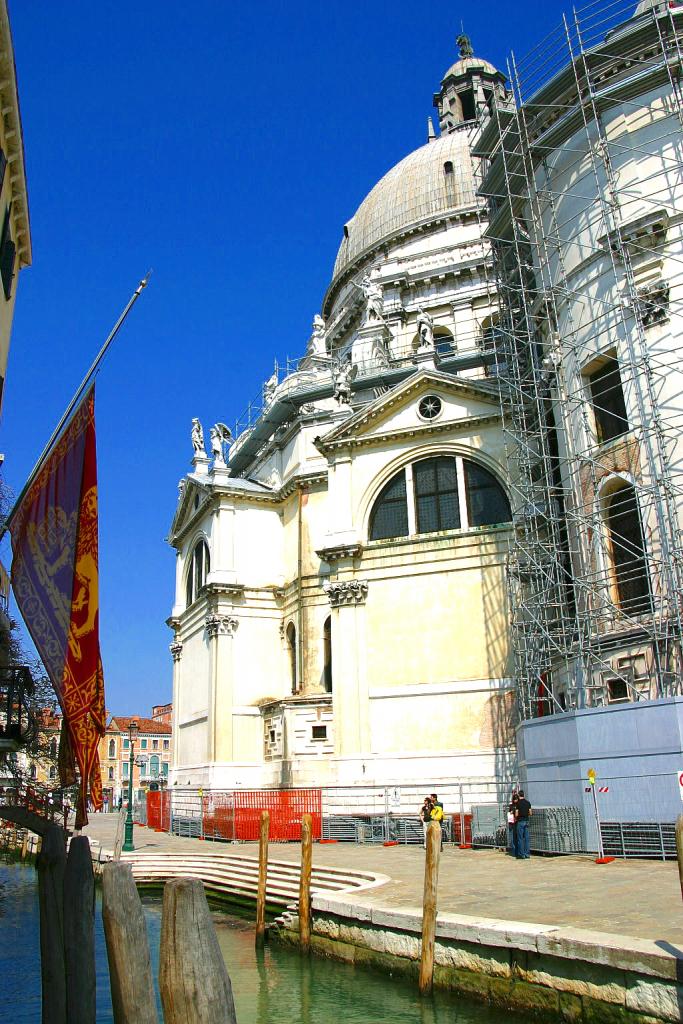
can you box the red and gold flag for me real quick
[9,387,105,827]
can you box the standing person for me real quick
[430,793,444,849]
[507,793,519,855]
[419,796,433,848]
[514,790,532,859]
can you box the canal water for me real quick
[0,860,509,1023]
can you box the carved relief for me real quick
[169,641,183,663]
[324,579,368,606]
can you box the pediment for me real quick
[315,370,500,454]
[169,476,211,542]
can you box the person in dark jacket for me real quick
[514,790,532,859]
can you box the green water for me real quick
[0,860,508,1023]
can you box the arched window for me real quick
[604,483,651,614]
[480,314,501,352]
[49,737,57,758]
[369,456,511,542]
[323,617,332,694]
[369,471,409,541]
[185,539,210,608]
[286,623,297,694]
[150,755,160,778]
[30,764,37,780]
[108,738,115,759]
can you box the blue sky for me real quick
[1,1,576,715]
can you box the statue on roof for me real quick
[457,33,474,59]
[332,359,357,405]
[191,418,205,456]
[210,422,232,467]
[358,273,384,324]
[416,306,435,352]
[264,363,279,405]
[307,313,328,357]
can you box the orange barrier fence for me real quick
[145,787,322,842]
[233,789,322,842]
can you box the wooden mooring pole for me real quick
[37,824,67,1024]
[419,820,441,996]
[255,809,270,948]
[676,814,683,901]
[102,861,159,1024]
[299,812,313,955]
[159,877,237,1024]
[64,835,96,1024]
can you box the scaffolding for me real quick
[479,0,683,717]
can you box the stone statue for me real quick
[416,306,435,352]
[191,418,205,455]
[308,313,327,356]
[178,479,187,501]
[359,273,384,323]
[210,422,232,466]
[332,360,357,405]
[457,33,474,59]
[264,364,278,405]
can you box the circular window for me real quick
[418,395,442,421]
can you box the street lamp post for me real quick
[122,719,139,853]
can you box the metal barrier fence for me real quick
[141,780,679,859]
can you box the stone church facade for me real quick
[167,42,518,794]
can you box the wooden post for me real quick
[21,830,28,859]
[102,862,159,1024]
[159,877,237,1024]
[255,809,270,947]
[64,835,96,1024]
[676,814,683,901]
[299,812,313,954]
[37,824,67,1024]
[419,821,441,996]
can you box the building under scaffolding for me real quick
[476,0,683,723]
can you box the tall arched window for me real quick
[369,456,511,542]
[323,617,332,694]
[108,738,115,759]
[286,623,297,694]
[185,539,210,608]
[150,755,160,778]
[604,483,651,614]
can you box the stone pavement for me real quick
[82,814,683,945]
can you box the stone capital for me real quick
[324,579,368,607]
[169,641,183,663]
[205,614,239,638]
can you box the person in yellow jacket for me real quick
[430,792,444,848]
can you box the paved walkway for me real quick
[82,815,683,945]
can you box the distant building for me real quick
[100,713,172,808]
[151,703,172,726]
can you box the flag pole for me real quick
[2,271,151,537]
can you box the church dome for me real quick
[330,130,476,286]
[441,55,500,81]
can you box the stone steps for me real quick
[120,851,387,909]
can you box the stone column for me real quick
[325,580,370,757]
[169,640,183,770]
[205,614,239,764]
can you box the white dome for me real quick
[330,131,476,285]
